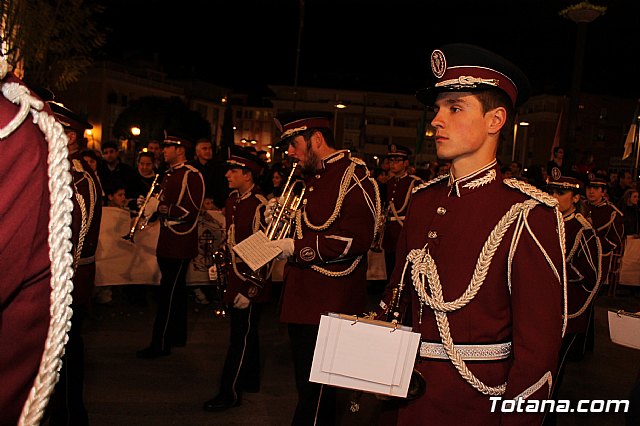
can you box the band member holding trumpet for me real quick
[377,44,566,425]
[203,147,270,412]
[137,132,204,359]
[266,111,381,425]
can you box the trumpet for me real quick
[211,247,229,318]
[265,162,306,240]
[239,163,306,287]
[123,174,161,243]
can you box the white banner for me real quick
[95,207,225,286]
[619,236,640,287]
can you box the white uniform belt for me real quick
[419,341,512,361]
[389,216,405,222]
[77,256,96,266]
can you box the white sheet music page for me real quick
[232,230,281,271]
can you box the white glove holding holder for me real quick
[144,197,160,218]
[265,238,295,261]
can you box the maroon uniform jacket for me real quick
[382,173,423,253]
[563,211,602,334]
[0,74,52,426]
[280,151,380,324]
[156,162,204,259]
[225,185,270,304]
[381,163,566,425]
[585,200,623,282]
[68,151,102,308]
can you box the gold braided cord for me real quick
[2,85,75,426]
[302,161,356,231]
[296,159,380,278]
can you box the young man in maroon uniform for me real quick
[137,133,204,358]
[203,148,269,412]
[267,111,381,424]
[545,171,602,425]
[381,144,423,282]
[378,44,566,425]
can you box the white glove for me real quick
[264,198,278,225]
[233,293,250,309]
[208,265,218,281]
[265,238,295,260]
[136,195,146,208]
[144,197,160,217]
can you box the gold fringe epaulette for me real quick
[254,193,268,205]
[412,174,448,194]
[503,178,558,207]
[351,156,366,167]
[575,212,593,229]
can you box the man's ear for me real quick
[311,131,324,149]
[486,106,507,135]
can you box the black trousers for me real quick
[218,304,262,402]
[288,323,336,426]
[150,257,190,350]
[47,306,89,426]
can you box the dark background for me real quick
[99,0,639,98]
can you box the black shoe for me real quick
[136,346,170,359]
[203,395,240,412]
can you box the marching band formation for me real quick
[1,42,637,426]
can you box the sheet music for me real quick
[310,313,421,397]
[232,231,281,271]
[608,310,640,350]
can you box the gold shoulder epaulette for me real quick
[503,178,558,207]
[574,212,593,229]
[608,201,623,216]
[184,163,199,173]
[412,174,448,194]
[72,159,84,173]
[254,193,268,205]
[351,156,366,167]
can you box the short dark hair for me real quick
[80,149,98,162]
[301,128,335,148]
[137,151,155,163]
[195,138,212,147]
[104,179,126,196]
[553,147,564,155]
[474,89,514,142]
[102,141,119,152]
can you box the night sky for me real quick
[99,0,640,99]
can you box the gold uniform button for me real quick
[315,174,321,179]
[309,187,314,192]
[437,207,447,215]
[428,231,438,239]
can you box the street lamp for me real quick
[131,126,141,137]
[512,121,530,163]
[333,101,347,137]
[560,1,606,151]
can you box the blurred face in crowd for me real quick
[83,155,98,172]
[147,141,161,158]
[586,186,605,204]
[102,147,118,165]
[628,191,639,206]
[203,197,215,210]
[272,171,284,188]
[108,188,127,208]
[138,155,155,177]
[195,141,213,163]
[388,156,408,176]
[551,189,579,215]
[620,171,633,188]
[225,167,252,192]
[554,148,564,160]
